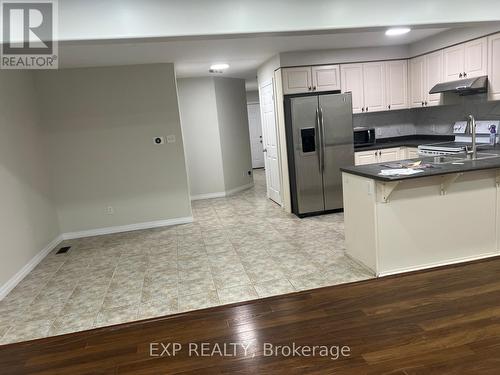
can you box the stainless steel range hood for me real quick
[429,76,488,96]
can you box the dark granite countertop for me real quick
[342,145,500,182]
[354,134,455,152]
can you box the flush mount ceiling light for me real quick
[385,27,411,36]
[210,63,229,70]
[209,63,229,73]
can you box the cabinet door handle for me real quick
[374,151,378,156]
[464,72,467,77]
[313,86,316,91]
[366,107,369,112]
[362,107,365,112]
[308,86,312,91]
[388,104,391,110]
[425,101,428,106]
[421,101,424,106]
[459,72,463,78]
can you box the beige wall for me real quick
[246,90,259,104]
[35,64,192,233]
[178,76,253,197]
[177,77,226,197]
[257,55,280,88]
[409,23,500,56]
[214,77,253,192]
[279,45,409,67]
[0,71,59,288]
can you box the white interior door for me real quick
[247,103,264,169]
[259,81,282,205]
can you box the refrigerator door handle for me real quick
[319,106,325,172]
[315,107,321,172]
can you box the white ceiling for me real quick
[59,28,447,81]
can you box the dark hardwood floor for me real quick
[3,257,500,374]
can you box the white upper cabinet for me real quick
[282,65,340,94]
[311,65,341,92]
[443,44,465,82]
[464,37,488,78]
[341,62,386,113]
[488,33,500,101]
[410,56,426,108]
[444,37,487,81]
[385,60,408,111]
[425,50,444,106]
[362,62,386,112]
[282,67,312,94]
[341,64,364,113]
[410,51,443,108]
[280,35,492,110]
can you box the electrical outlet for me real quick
[105,206,114,215]
[166,135,176,143]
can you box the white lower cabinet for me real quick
[406,147,419,159]
[354,146,420,165]
[354,149,379,165]
[354,147,403,166]
[378,147,401,163]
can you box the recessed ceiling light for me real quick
[210,63,229,70]
[385,27,411,36]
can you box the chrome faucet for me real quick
[465,114,477,160]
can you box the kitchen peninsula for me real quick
[341,149,500,276]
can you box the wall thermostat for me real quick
[153,137,165,145]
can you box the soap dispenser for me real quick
[489,125,497,146]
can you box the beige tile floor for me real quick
[0,169,373,344]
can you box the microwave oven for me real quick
[353,127,376,147]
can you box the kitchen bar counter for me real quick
[342,147,500,277]
[354,134,454,152]
[342,145,500,181]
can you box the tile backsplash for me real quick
[354,98,500,138]
[353,109,416,138]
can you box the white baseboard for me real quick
[377,251,499,277]
[0,235,64,301]
[0,216,193,301]
[190,191,226,201]
[190,182,254,201]
[61,216,193,240]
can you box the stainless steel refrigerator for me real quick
[284,92,354,217]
